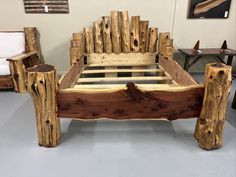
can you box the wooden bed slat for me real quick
[82,68,164,74]
[77,76,172,83]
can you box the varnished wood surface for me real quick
[57,83,204,120]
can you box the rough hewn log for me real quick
[148,27,158,52]
[158,32,170,55]
[120,11,131,53]
[130,16,140,53]
[58,83,204,120]
[163,38,174,60]
[111,11,121,54]
[194,63,232,150]
[102,16,112,54]
[83,27,94,54]
[27,64,61,147]
[70,32,84,65]
[140,21,149,53]
[93,21,104,54]
[8,60,26,93]
[24,27,44,64]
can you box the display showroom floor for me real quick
[0,74,235,177]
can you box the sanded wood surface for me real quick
[84,27,94,54]
[111,11,121,54]
[140,21,149,53]
[93,21,104,54]
[82,68,164,74]
[102,16,112,54]
[70,32,84,65]
[59,57,84,89]
[57,83,204,120]
[148,27,158,52]
[0,76,14,90]
[194,63,232,150]
[120,11,131,53]
[27,64,61,147]
[130,16,140,53]
[158,32,170,55]
[159,55,198,86]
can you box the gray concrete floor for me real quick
[0,73,235,177]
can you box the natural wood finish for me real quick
[27,64,61,147]
[194,63,232,150]
[120,11,131,53]
[130,16,140,53]
[194,0,226,16]
[102,16,112,54]
[82,68,164,74]
[59,57,84,89]
[148,27,158,52]
[140,21,149,53]
[158,32,170,55]
[163,39,174,60]
[93,21,104,54]
[111,11,121,54]
[70,33,84,65]
[57,83,204,120]
[86,53,156,66]
[8,60,26,93]
[0,76,14,90]
[77,76,172,84]
[159,55,198,86]
[73,84,178,90]
[83,27,94,54]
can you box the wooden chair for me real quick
[0,27,43,93]
[27,11,232,150]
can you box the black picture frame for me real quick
[188,0,232,19]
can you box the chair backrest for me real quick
[0,32,25,57]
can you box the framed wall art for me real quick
[188,0,232,18]
[23,0,69,14]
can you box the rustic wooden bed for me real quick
[26,11,232,150]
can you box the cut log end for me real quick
[27,64,54,73]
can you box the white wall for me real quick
[0,0,235,73]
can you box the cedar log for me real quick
[194,63,232,150]
[27,64,61,147]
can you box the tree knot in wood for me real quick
[126,82,145,101]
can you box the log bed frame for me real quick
[0,27,43,93]
[26,11,232,150]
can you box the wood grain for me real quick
[58,83,204,120]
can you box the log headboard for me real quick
[70,11,174,65]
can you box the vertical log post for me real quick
[120,11,130,53]
[102,16,112,54]
[8,60,26,93]
[148,27,158,52]
[130,16,140,53]
[140,21,149,53]
[194,63,232,150]
[84,27,94,54]
[70,32,84,65]
[163,38,174,60]
[111,11,121,54]
[158,32,170,55]
[27,64,61,148]
[93,21,104,54]
[24,27,44,64]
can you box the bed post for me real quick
[194,63,232,150]
[27,64,61,147]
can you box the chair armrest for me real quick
[6,51,38,62]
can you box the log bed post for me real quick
[27,64,61,147]
[194,63,232,150]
